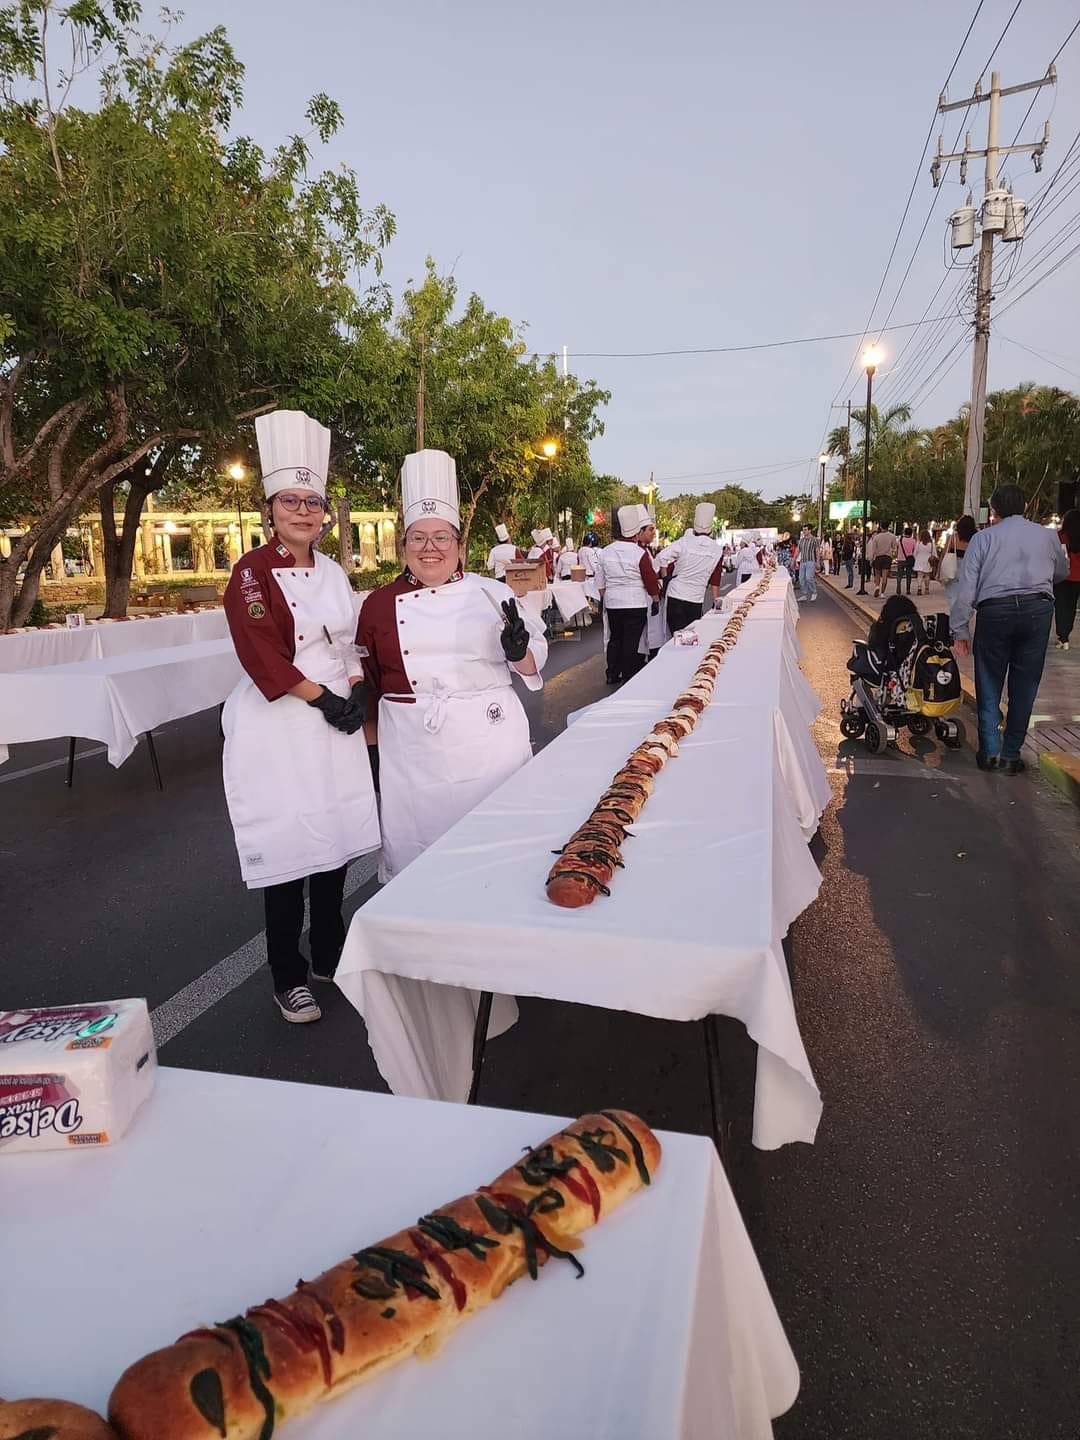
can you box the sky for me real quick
[172,0,1080,500]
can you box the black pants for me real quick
[896,556,914,594]
[263,865,346,991]
[606,606,647,682]
[666,596,703,633]
[1055,578,1080,641]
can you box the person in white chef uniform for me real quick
[527,526,556,581]
[356,449,548,880]
[486,522,521,580]
[222,410,379,1025]
[655,502,726,630]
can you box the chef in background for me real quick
[222,410,379,1026]
[357,449,548,879]
[656,502,725,630]
[555,535,580,579]
[577,530,603,605]
[598,502,660,684]
[527,526,557,580]
[486,522,522,580]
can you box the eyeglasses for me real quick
[405,531,458,551]
[275,494,326,514]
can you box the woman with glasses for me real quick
[222,410,379,1025]
[357,449,548,880]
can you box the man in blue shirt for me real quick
[950,484,1067,774]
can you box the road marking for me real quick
[0,746,109,784]
[150,851,382,1048]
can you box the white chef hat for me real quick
[694,502,716,532]
[618,503,650,537]
[532,527,553,545]
[401,450,460,531]
[495,522,510,543]
[256,410,330,499]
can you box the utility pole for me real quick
[932,65,1055,519]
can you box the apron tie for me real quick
[422,676,451,734]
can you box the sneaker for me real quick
[1056,638,1069,651]
[975,752,999,772]
[274,986,322,1023]
[999,757,1026,777]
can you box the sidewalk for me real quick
[815,569,1080,802]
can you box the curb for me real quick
[1038,751,1080,806]
[817,578,979,716]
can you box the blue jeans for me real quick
[844,558,854,586]
[799,561,818,599]
[972,594,1054,760]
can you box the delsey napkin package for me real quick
[0,999,156,1154]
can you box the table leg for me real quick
[702,1013,730,1170]
[145,731,164,792]
[65,737,76,788]
[467,990,494,1105]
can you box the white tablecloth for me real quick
[0,637,242,766]
[0,1068,799,1438]
[339,571,826,1149]
[0,609,228,672]
[550,579,590,621]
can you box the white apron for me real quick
[222,553,380,889]
[377,575,535,882]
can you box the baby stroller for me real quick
[841,603,965,755]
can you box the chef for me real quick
[555,536,580,579]
[527,526,557,580]
[598,503,660,684]
[222,410,379,1025]
[486,522,522,580]
[357,449,548,879]
[655,502,725,630]
[577,531,603,603]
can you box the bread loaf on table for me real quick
[108,1111,661,1440]
[0,1396,117,1439]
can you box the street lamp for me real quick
[228,462,246,531]
[539,439,559,528]
[817,453,829,541]
[857,345,884,595]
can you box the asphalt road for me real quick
[4,579,1078,1438]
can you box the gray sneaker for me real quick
[274,986,322,1023]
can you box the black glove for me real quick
[650,600,660,617]
[499,598,530,662]
[308,685,366,735]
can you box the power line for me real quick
[653,459,809,486]
[998,332,1080,381]
[823,0,990,414]
[995,232,1080,318]
[528,313,956,360]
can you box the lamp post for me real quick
[817,453,829,542]
[540,439,559,529]
[228,462,246,530]
[857,345,883,595]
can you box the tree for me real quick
[346,262,611,558]
[0,2,393,623]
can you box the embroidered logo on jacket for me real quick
[486,702,505,726]
[248,601,266,619]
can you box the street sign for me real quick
[829,499,871,521]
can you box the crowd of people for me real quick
[219,413,1080,1024]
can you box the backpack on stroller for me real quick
[841,604,965,755]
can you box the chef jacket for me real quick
[598,539,661,608]
[655,532,725,603]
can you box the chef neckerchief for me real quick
[402,564,464,587]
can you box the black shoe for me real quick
[274,986,322,1023]
[975,752,999,772]
[999,757,1026,776]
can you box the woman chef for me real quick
[357,449,548,879]
[222,410,379,1024]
